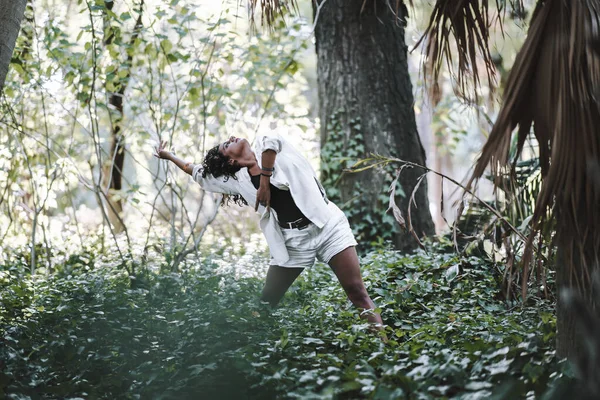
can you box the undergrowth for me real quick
[0,242,565,399]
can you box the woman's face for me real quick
[219,136,248,160]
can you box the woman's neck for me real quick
[247,163,261,176]
[239,151,260,175]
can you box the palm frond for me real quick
[416,0,499,104]
[246,0,298,29]
[468,0,600,299]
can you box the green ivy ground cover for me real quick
[0,245,564,399]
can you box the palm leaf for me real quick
[246,0,298,29]
[467,0,600,299]
[416,0,499,104]
[417,0,526,103]
[248,1,413,30]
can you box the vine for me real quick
[320,109,401,250]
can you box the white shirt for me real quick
[191,134,334,264]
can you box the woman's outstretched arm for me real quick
[154,141,240,195]
[154,141,195,175]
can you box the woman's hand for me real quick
[153,141,195,175]
[153,141,171,160]
[255,182,271,211]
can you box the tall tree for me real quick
[313,0,435,251]
[0,0,27,91]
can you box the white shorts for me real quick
[271,202,358,268]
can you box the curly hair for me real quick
[201,145,248,207]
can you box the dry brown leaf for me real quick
[416,0,500,104]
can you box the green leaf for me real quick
[160,39,173,54]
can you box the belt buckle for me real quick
[293,217,309,230]
[288,218,305,230]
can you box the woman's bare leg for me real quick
[261,265,304,307]
[328,247,383,325]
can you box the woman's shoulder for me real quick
[254,134,284,153]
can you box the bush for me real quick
[0,243,562,399]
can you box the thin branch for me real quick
[346,154,527,243]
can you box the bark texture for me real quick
[314,0,434,251]
[556,238,600,360]
[556,254,582,359]
[0,0,27,91]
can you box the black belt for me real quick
[279,217,311,230]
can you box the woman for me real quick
[154,134,383,326]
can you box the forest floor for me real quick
[1,240,569,399]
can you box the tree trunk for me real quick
[314,0,434,251]
[556,247,581,358]
[556,244,600,360]
[0,0,27,91]
[103,88,126,233]
[101,0,144,233]
[101,0,126,233]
